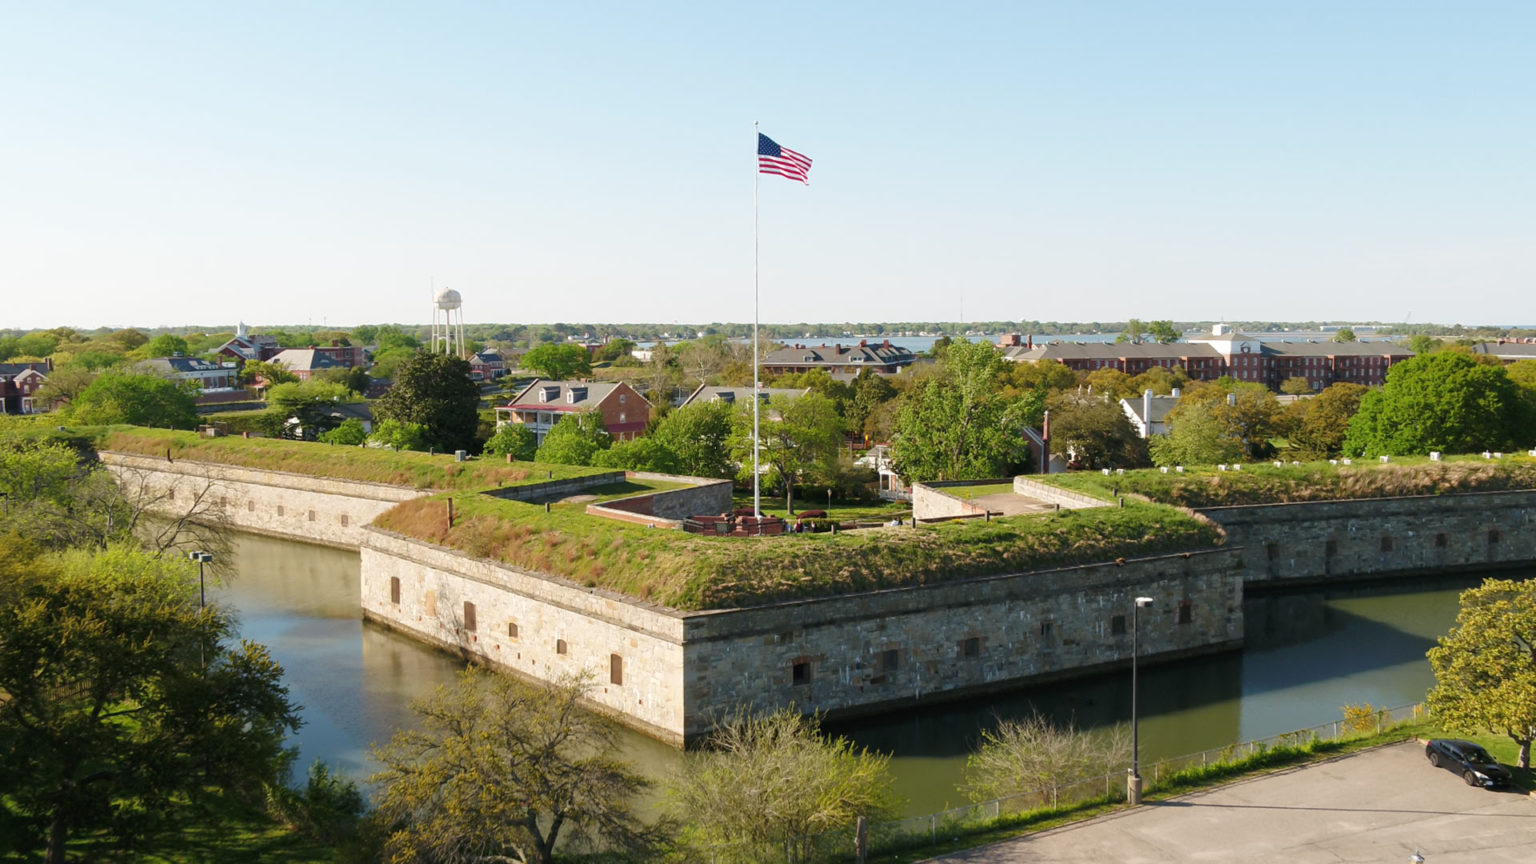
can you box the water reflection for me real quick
[215,530,1500,817]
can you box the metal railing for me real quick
[696,702,1426,864]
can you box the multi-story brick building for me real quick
[1001,325,1413,391]
[494,379,650,445]
[761,339,917,379]
[0,361,50,414]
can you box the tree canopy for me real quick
[0,541,300,863]
[1342,352,1530,457]
[481,422,538,461]
[373,351,481,453]
[1427,578,1536,768]
[522,343,593,380]
[370,669,663,864]
[535,411,613,466]
[732,391,844,513]
[891,340,1037,482]
[1044,393,1149,470]
[66,372,199,429]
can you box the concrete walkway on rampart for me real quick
[929,741,1536,863]
[965,492,1057,517]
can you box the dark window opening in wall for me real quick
[961,637,981,658]
[1111,615,1127,636]
[556,639,568,655]
[1489,529,1502,544]
[1380,536,1393,553]
[1040,621,1054,638]
[219,496,227,508]
[881,648,900,672]
[340,514,349,527]
[389,576,400,605]
[247,500,255,512]
[1178,602,1192,625]
[792,660,811,685]
[277,505,285,517]
[463,602,477,632]
[508,621,519,639]
[308,509,316,522]
[1266,543,1279,561]
[610,654,623,685]
[1325,539,1338,557]
[1435,533,1448,548]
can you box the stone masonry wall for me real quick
[100,451,422,548]
[360,528,689,744]
[678,549,1243,739]
[911,482,989,522]
[1199,490,1536,586]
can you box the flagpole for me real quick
[752,120,761,518]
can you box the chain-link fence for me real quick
[695,702,1425,864]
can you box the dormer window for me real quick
[540,386,559,402]
[567,387,587,403]
[715,391,735,404]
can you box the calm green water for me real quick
[215,532,1490,816]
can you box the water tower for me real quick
[431,287,466,358]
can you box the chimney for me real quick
[1142,389,1153,435]
[859,339,867,347]
[1027,333,1034,350]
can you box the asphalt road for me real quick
[929,741,1536,863]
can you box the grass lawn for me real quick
[732,492,912,521]
[1039,452,1536,508]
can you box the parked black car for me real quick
[1425,739,1512,788]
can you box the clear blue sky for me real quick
[3,2,1533,330]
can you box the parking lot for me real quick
[931,741,1536,863]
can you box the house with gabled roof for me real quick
[0,361,51,414]
[215,322,281,364]
[494,379,650,445]
[679,384,810,410]
[266,348,346,381]
[137,356,240,391]
[760,339,916,379]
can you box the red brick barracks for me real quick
[1000,325,1413,392]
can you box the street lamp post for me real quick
[188,551,213,667]
[1128,595,1154,805]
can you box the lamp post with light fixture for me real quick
[188,551,213,667]
[1128,595,1154,804]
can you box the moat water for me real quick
[216,532,1492,816]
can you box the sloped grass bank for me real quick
[376,496,1221,611]
[100,427,601,491]
[1043,455,1536,509]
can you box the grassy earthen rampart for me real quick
[1041,454,1536,509]
[99,427,599,490]
[376,493,1221,610]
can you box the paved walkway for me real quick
[929,741,1536,863]
[967,492,1056,517]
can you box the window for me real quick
[1380,536,1393,553]
[1111,614,1127,636]
[463,602,477,632]
[618,394,626,404]
[556,639,568,655]
[619,412,626,423]
[340,514,350,527]
[881,648,900,672]
[308,509,316,522]
[247,500,255,512]
[1178,602,1192,625]
[1266,543,1279,561]
[792,660,812,685]
[1040,621,1054,638]
[389,576,400,605]
[610,653,623,685]
[961,637,981,658]
[1325,539,1338,557]
[508,621,519,639]
[1435,533,1448,548]
[1489,529,1502,544]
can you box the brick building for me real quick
[761,339,917,379]
[495,379,650,445]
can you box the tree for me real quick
[1279,375,1314,396]
[482,423,538,461]
[265,380,353,440]
[67,372,198,429]
[1115,319,1147,344]
[374,351,482,454]
[242,359,298,388]
[35,365,98,410]
[734,392,844,513]
[1333,327,1357,343]
[368,419,430,452]
[845,371,898,442]
[665,708,898,863]
[0,542,301,863]
[1342,352,1528,457]
[961,713,1129,808]
[1148,402,1246,467]
[370,668,664,864]
[891,340,1034,483]
[1147,320,1182,345]
[1163,381,1283,460]
[651,401,735,478]
[592,435,680,473]
[536,412,612,466]
[522,343,592,380]
[318,418,368,446]
[1427,578,1536,768]
[1045,393,1149,470]
[593,338,637,363]
[1284,382,1366,460]
[1084,368,1135,399]
[1003,359,1078,394]
[139,333,190,357]
[1406,334,1443,355]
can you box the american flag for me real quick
[758,133,812,184]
